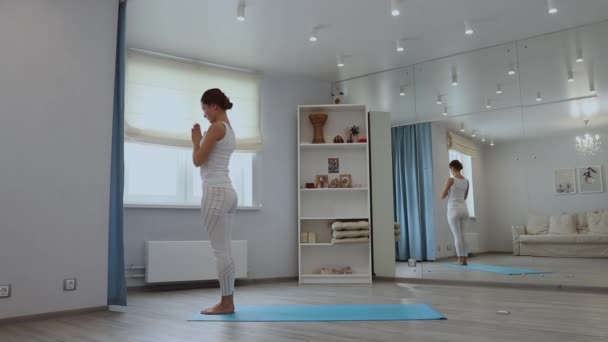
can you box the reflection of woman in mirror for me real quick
[441,160,470,265]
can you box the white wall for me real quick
[124,75,330,286]
[431,122,490,258]
[0,0,118,319]
[484,135,608,251]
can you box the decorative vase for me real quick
[309,113,328,144]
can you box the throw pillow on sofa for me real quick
[576,212,589,233]
[587,209,608,234]
[527,215,549,235]
[549,214,577,235]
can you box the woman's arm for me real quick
[440,178,454,200]
[464,182,469,200]
[192,123,226,167]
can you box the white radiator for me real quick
[145,240,247,283]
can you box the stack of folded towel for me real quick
[331,220,370,244]
[394,222,401,242]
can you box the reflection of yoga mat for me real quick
[446,264,547,275]
[189,304,445,322]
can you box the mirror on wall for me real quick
[337,19,608,289]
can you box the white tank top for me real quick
[448,177,469,207]
[200,122,235,187]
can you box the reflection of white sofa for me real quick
[512,209,608,258]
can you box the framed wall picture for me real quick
[316,175,329,188]
[339,174,352,188]
[328,158,339,173]
[578,166,603,193]
[554,168,576,195]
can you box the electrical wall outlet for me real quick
[446,245,454,251]
[0,284,11,298]
[63,278,77,291]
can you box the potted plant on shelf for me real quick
[347,125,360,143]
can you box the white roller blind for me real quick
[125,51,261,150]
[447,131,477,157]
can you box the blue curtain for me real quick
[108,0,127,306]
[392,122,436,261]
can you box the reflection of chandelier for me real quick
[575,120,601,156]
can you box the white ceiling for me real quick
[126,0,608,81]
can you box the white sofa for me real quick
[512,209,608,258]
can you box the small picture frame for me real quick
[328,158,339,173]
[329,177,341,188]
[578,166,603,193]
[339,174,352,188]
[316,175,329,188]
[554,168,576,195]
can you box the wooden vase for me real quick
[309,113,328,144]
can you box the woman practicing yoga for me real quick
[441,160,470,265]
[191,88,238,314]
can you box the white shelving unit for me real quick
[297,104,372,284]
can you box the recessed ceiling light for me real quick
[536,91,543,102]
[451,68,458,86]
[464,21,474,35]
[496,84,503,94]
[486,99,492,109]
[309,27,318,42]
[568,70,575,82]
[471,130,477,138]
[337,55,345,68]
[481,137,486,142]
[547,0,558,14]
[396,40,404,52]
[237,2,245,22]
[490,140,495,146]
[460,123,465,132]
[508,64,516,76]
[391,0,400,16]
[576,48,584,63]
[399,85,406,96]
[442,105,448,116]
[436,95,443,105]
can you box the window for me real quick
[448,149,475,217]
[123,50,262,208]
[124,142,260,208]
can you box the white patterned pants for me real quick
[201,185,238,296]
[447,205,469,257]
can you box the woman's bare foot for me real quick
[462,257,468,265]
[201,295,235,315]
[201,302,235,315]
[455,257,463,265]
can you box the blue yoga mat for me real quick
[189,304,445,322]
[446,263,547,275]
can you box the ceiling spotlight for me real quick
[390,0,400,16]
[490,140,495,146]
[396,40,404,52]
[590,80,596,93]
[485,99,492,109]
[237,2,245,22]
[471,130,477,138]
[464,21,474,35]
[568,70,575,82]
[399,85,406,96]
[460,123,465,132]
[576,48,584,63]
[547,0,558,14]
[337,55,345,68]
[309,28,318,42]
[436,95,443,105]
[496,84,503,94]
[536,91,543,102]
[481,137,487,142]
[451,68,458,86]
[508,64,516,76]
[442,105,448,116]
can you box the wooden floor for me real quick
[396,253,608,290]
[2,280,608,341]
